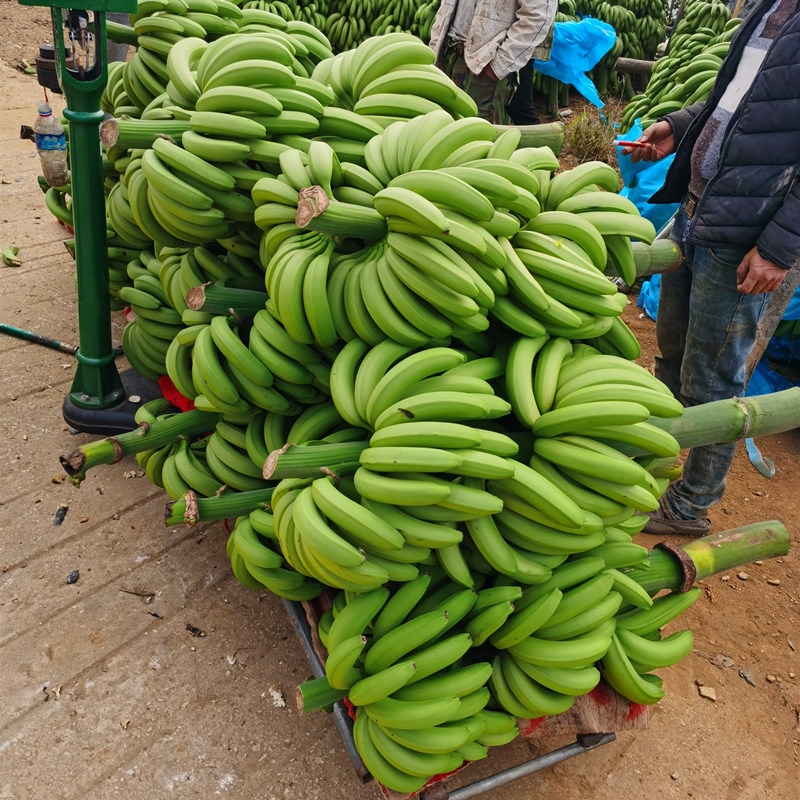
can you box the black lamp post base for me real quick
[62,368,163,435]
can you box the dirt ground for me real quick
[1,8,798,800]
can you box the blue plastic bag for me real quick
[533,19,617,108]
[637,273,661,321]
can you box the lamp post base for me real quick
[62,367,162,435]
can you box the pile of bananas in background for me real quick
[586,0,668,62]
[774,318,800,341]
[240,0,441,50]
[621,0,739,132]
[45,6,715,792]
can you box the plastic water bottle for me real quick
[34,102,69,187]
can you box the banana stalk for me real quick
[165,487,274,527]
[653,388,800,452]
[491,122,567,154]
[60,409,219,485]
[184,284,269,318]
[262,441,369,479]
[296,675,348,714]
[632,240,682,277]
[99,118,192,150]
[105,19,139,46]
[625,521,791,595]
[295,187,388,242]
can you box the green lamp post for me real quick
[18,1,159,434]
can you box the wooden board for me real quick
[519,682,650,738]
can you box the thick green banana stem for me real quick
[184,284,269,318]
[296,675,348,714]
[652,387,800,452]
[263,441,370,480]
[632,239,682,277]
[625,521,790,594]
[60,409,219,485]
[99,118,191,150]
[491,121,566,154]
[165,487,274,527]
[296,187,388,242]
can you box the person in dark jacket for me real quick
[623,0,800,535]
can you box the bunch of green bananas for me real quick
[621,0,740,133]
[102,1,335,120]
[248,111,655,346]
[49,20,716,789]
[238,0,442,52]
[278,535,699,790]
[241,0,331,35]
[311,33,477,117]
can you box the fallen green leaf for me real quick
[2,246,21,267]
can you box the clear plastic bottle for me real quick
[34,102,69,187]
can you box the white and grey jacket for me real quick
[429,0,557,80]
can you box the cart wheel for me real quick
[419,783,449,800]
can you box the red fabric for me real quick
[626,701,647,721]
[158,375,195,412]
[520,717,544,736]
[589,684,613,705]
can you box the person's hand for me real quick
[483,64,500,82]
[736,247,787,294]
[623,121,675,163]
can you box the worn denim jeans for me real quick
[655,206,771,519]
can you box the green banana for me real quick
[347,660,417,707]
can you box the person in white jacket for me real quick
[429,0,557,123]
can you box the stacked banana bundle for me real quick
[311,34,477,117]
[577,0,668,61]
[49,18,715,792]
[239,0,441,51]
[298,542,699,791]
[104,5,336,119]
[621,0,740,133]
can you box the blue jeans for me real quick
[655,207,771,519]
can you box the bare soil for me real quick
[1,9,798,800]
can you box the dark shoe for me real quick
[641,496,711,537]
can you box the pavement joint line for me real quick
[0,238,71,251]
[0,568,237,741]
[0,516,212,650]
[0,485,168,566]
[0,290,88,310]
[0,376,75,403]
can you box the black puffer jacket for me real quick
[651,0,800,270]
